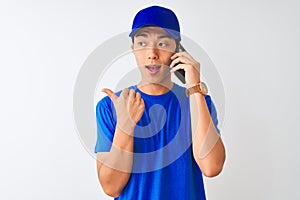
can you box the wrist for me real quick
[186,81,208,97]
[186,78,201,88]
[116,122,135,136]
[187,80,200,89]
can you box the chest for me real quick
[133,97,190,153]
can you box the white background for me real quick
[1,0,299,199]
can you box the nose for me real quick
[147,47,159,60]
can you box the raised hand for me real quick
[170,50,201,88]
[102,88,145,135]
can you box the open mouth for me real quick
[146,65,161,75]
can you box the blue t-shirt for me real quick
[95,83,220,200]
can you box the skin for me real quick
[96,26,226,197]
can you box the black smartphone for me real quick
[173,43,186,84]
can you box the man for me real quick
[95,5,226,200]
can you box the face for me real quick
[131,26,177,85]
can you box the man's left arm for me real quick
[170,51,226,177]
[189,92,226,177]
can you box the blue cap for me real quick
[129,5,181,40]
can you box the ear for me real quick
[131,43,134,50]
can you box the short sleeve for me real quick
[204,95,221,134]
[94,97,116,153]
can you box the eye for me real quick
[137,42,146,47]
[158,42,168,47]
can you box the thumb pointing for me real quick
[102,88,118,104]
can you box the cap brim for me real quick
[129,26,181,40]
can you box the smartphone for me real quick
[173,43,186,84]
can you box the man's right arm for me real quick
[96,88,144,198]
[96,125,134,198]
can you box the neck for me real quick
[137,81,174,95]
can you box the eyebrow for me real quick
[135,32,172,39]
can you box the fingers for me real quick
[129,89,143,105]
[135,91,141,103]
[128,89,135,104]
[170,51,192,60]
[169,57,185,69]
[169,52,200,74]
[140,97,145,107]
[121,88,130,98]
[170,52,180,60]
[102,88,118,103]
[170,63,185,73]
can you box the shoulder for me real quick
[96,96,111,110]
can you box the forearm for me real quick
[189,93,225,177]
[97,125,134,197]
